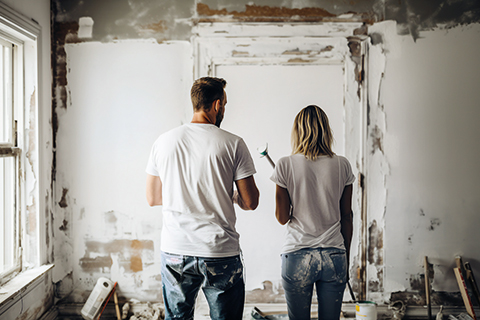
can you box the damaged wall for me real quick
[53,40,191,301]
[379,22,480,304]
[50,0,480,308]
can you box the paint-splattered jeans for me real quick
[281,247,347,320]
[160,251,245,320]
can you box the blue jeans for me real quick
[281,247,347,320]
[160,251,245,320]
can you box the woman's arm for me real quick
[275,185,292,225]
[340,184,353,263]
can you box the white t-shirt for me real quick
[270,154,355,254]
[146,123,256,257]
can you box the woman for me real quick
[270,105,355,320]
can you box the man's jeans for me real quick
[281,247,347,320]
[160,251,245,320]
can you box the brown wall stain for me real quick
[140,20,168,33]
[197,3,335,18]
[130,255,143,272]
[59,187,69,208]
[368,219,383,265]
[195,3,370,23]
[370,125,384,154]
[81,239,154,273]
[245,280,285,303]
[368,219,384,293]
[80,256,113,271]
[232,50,249,56]
[287,58,314,63]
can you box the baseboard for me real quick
[38,306,58,320]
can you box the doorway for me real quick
[193,22,368,300]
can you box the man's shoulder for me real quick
[216,127,243,141]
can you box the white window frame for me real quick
[0,33,22,283]
[0,2,40,285]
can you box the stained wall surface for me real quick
[50,0,480,306]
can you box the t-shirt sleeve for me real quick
[342,157,355,186]
[270,157,288,188]
[145,144,159,176]
[234,138,256,181]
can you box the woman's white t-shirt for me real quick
[270,154,355,254]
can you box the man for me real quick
[146,77,260,320]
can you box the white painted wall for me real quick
[54,40,192,301]
[379,23,480,297]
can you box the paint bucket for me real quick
[356,301,377,320]
[81,277,115,320]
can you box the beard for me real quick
[215,108,224,127]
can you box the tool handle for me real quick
[114,290,121,320]
[265,154,275,168]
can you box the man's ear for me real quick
[213,99,221,112]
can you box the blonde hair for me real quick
[291,105,335,160]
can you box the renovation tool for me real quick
[81,277,115,320]
[251,306,270,320]
[464,261,480,306]
[348,281,356,302]
[257,143,276,168]
[96,282,117,320]
[114,289,121,320]
[425,256,432,320]
[251,306,319,319]
[455,267,477,320]
[436,305,444,320]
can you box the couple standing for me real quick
[146,77,354,320]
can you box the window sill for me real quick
[0,264,54,311]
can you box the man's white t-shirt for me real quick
[270,154,355,254]
[146,123,256,257]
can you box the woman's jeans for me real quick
[160,251,245,320]
[281,247,347,320]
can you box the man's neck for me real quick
[191,111,214,125]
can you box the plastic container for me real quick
[81,277,115,320]
[356,301,377,320]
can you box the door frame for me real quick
[192,22,370,300]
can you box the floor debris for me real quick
[121,300,165,320]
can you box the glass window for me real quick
[0,35,20,278]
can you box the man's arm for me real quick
[234,176,259,210]
[275,185,291,225]
[340,184,353,264]
[146,174,163,206]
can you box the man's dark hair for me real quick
[191,77,227,112]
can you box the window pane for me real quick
[0,156,16,272]
[1,42,13,144]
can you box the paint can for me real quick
[356,301,377,320]
[81,277,115,320]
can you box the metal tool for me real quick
[257,143,276,168]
